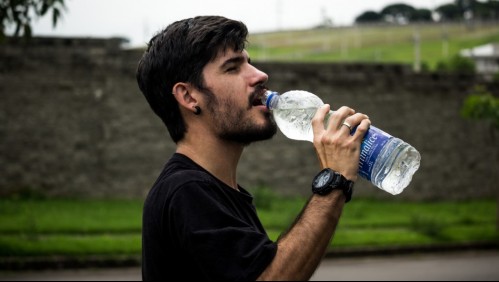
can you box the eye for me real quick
[226,66,239,73]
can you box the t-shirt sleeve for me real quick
[166,179,277,281]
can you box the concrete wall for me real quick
[1,37,497,200]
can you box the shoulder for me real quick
[159,154,217,188]
[143,169,218,216]
[155,169,215,197]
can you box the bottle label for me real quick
[358,126,392,181]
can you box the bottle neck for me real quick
[263,90,279,110]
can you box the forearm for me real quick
[257,104,368,280]
[257,190,346,281]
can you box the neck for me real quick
[176,134,244,190]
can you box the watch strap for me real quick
[342,180,354,203]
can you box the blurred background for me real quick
[0,0,498,274]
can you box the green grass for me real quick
[0,199,142,234]
[0,198,143,257]
[257,196,498,249]
[0,196,497,257]
[247,22,499,69]
[0,234,141,257]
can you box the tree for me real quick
[410,9,433,22]
[455,0,476,11]
[461,86,499,130]
[355,11,383,23]
[435,54,476,74]
[436,3,463,21]
[0,0,66,40]
[451,0,499,23]
[380,3,417,24]
[473,0,499,21]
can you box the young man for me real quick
[136,16,370,281]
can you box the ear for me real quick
[172,83,198,114]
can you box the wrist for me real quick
[311,168,354,203]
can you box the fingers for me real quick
[313,106,371,181]
[326,106,355,131]
[341,113,370,137]
[312,104,331,144]
[352,118,371,142]
[314,105,370,139]
[312,104,331,130]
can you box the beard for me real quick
[202,89,278,146]
[216,107,277,146]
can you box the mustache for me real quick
[248,84,268,108]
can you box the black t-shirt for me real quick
[142,153,277,281]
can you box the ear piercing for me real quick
[194,106,202,115]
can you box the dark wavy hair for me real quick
[136,16,249,143]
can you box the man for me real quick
[136,16,370,281]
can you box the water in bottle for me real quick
[263,90,421,195]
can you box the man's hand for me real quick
[312,105,371,182]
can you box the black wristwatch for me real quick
[312,168,354,203]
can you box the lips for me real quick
[250,87,268,107]
[252,96,264,107]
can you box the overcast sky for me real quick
[32,0,452,47]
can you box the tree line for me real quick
[0,0,66,40]
[355,0,499,24]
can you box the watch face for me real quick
[314,169,332,188]
[312,168,354,201]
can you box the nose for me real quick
[249,64,268,87]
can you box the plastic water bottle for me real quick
[263,90,421,195]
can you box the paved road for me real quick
[1,251,498,281]
[311,250,499,281]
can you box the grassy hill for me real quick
[247,22,499,70]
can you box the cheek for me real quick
[213,97,246,122]
[220,76,247,94]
